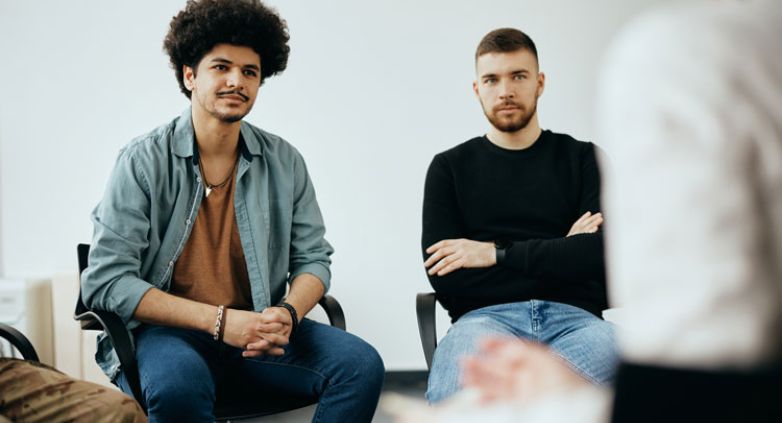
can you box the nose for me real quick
[225,68,243,89]
[498,79,515,100]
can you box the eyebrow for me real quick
[480,69,531,80]
[210,57,260,71]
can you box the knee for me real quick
[354,341,386,388]
[339,338,385,391]
[425,358,461,404]
[144,374,214,420]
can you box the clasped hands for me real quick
[221,306,293,358]
[424,211,603,276]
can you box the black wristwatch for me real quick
[276,301,299,336]
[494,240,511,266]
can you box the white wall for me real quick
[0,0,660,370]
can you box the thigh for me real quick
[434,302,535,365]
[128,325,218,411]
[427,304,529,403]
[539,302,619,385]
[221,318,383,398]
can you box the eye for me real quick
[484,78,497,85]
[243,69,258,77]
[514,74,526,80]
[213,64,227,71]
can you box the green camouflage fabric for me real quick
[0,358,146,423]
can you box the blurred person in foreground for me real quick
[394,0,782,421]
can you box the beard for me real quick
[195,89,253,123]
[483,100,537,133]
[214,110,246,123]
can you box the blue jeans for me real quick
[115,318,385,422]
[426,300,618,403]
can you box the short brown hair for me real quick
[475,28,538,63]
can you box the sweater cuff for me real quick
[502,241,529,271]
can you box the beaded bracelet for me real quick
[212,305,225,341]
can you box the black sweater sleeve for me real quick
[421,153,476,295]
[421,153,544,298]
[501,143,606,280]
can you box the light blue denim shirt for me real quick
[81,108,333,379]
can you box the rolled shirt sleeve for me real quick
[81,148,156,324]
[287,150,334,292]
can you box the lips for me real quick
[217,91,249,102]
[494,103,522,113]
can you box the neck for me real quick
[486,114,542,150]
[191,104,241,159]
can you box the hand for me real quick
[567,211,603,237]
[424,239,495,276]
[461,337,588,405]
[242,306,293,357]
[221,308,290,358]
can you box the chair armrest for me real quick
[416,292,437,370]
[0,322,39,362]
[318,295,346,331]
[74,309,143,404]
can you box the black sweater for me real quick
[421,130,608,321]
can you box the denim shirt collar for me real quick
[171,107,263,163]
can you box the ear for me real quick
[472,80,480,98]
[183,65,195,92]
[536,72,546,98]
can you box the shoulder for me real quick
[545,130,596,157]
[116,117,179,168]
[433,136,485,165]
[242,121,304,164]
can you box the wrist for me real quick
[276,302,299,336]
[212,305,226,342]
[494,240,511,266]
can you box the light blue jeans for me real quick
[426,300,618,403]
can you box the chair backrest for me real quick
[416,292,438,370]
[75,243,101,330]
[0,323,39,361]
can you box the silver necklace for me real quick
[199,156,238,197]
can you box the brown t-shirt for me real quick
[171,166,253,310]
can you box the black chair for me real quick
[75,243,346,420]
[0,322,40,362]
[415,292,438,370]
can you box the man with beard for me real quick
[81,1,384,421]
[421,28,617,403]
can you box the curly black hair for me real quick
[163,0,290,98]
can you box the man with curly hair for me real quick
[80,1,384,421]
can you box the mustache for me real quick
[217,90,249,101]
[493,101,523,112]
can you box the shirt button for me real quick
[196,177,201,183]
[186,219,191,225]
[169,261,174,267]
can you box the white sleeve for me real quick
[597,1,782,370]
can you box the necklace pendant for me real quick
[205,186,212,197]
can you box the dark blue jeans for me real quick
[116,318,384,422]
